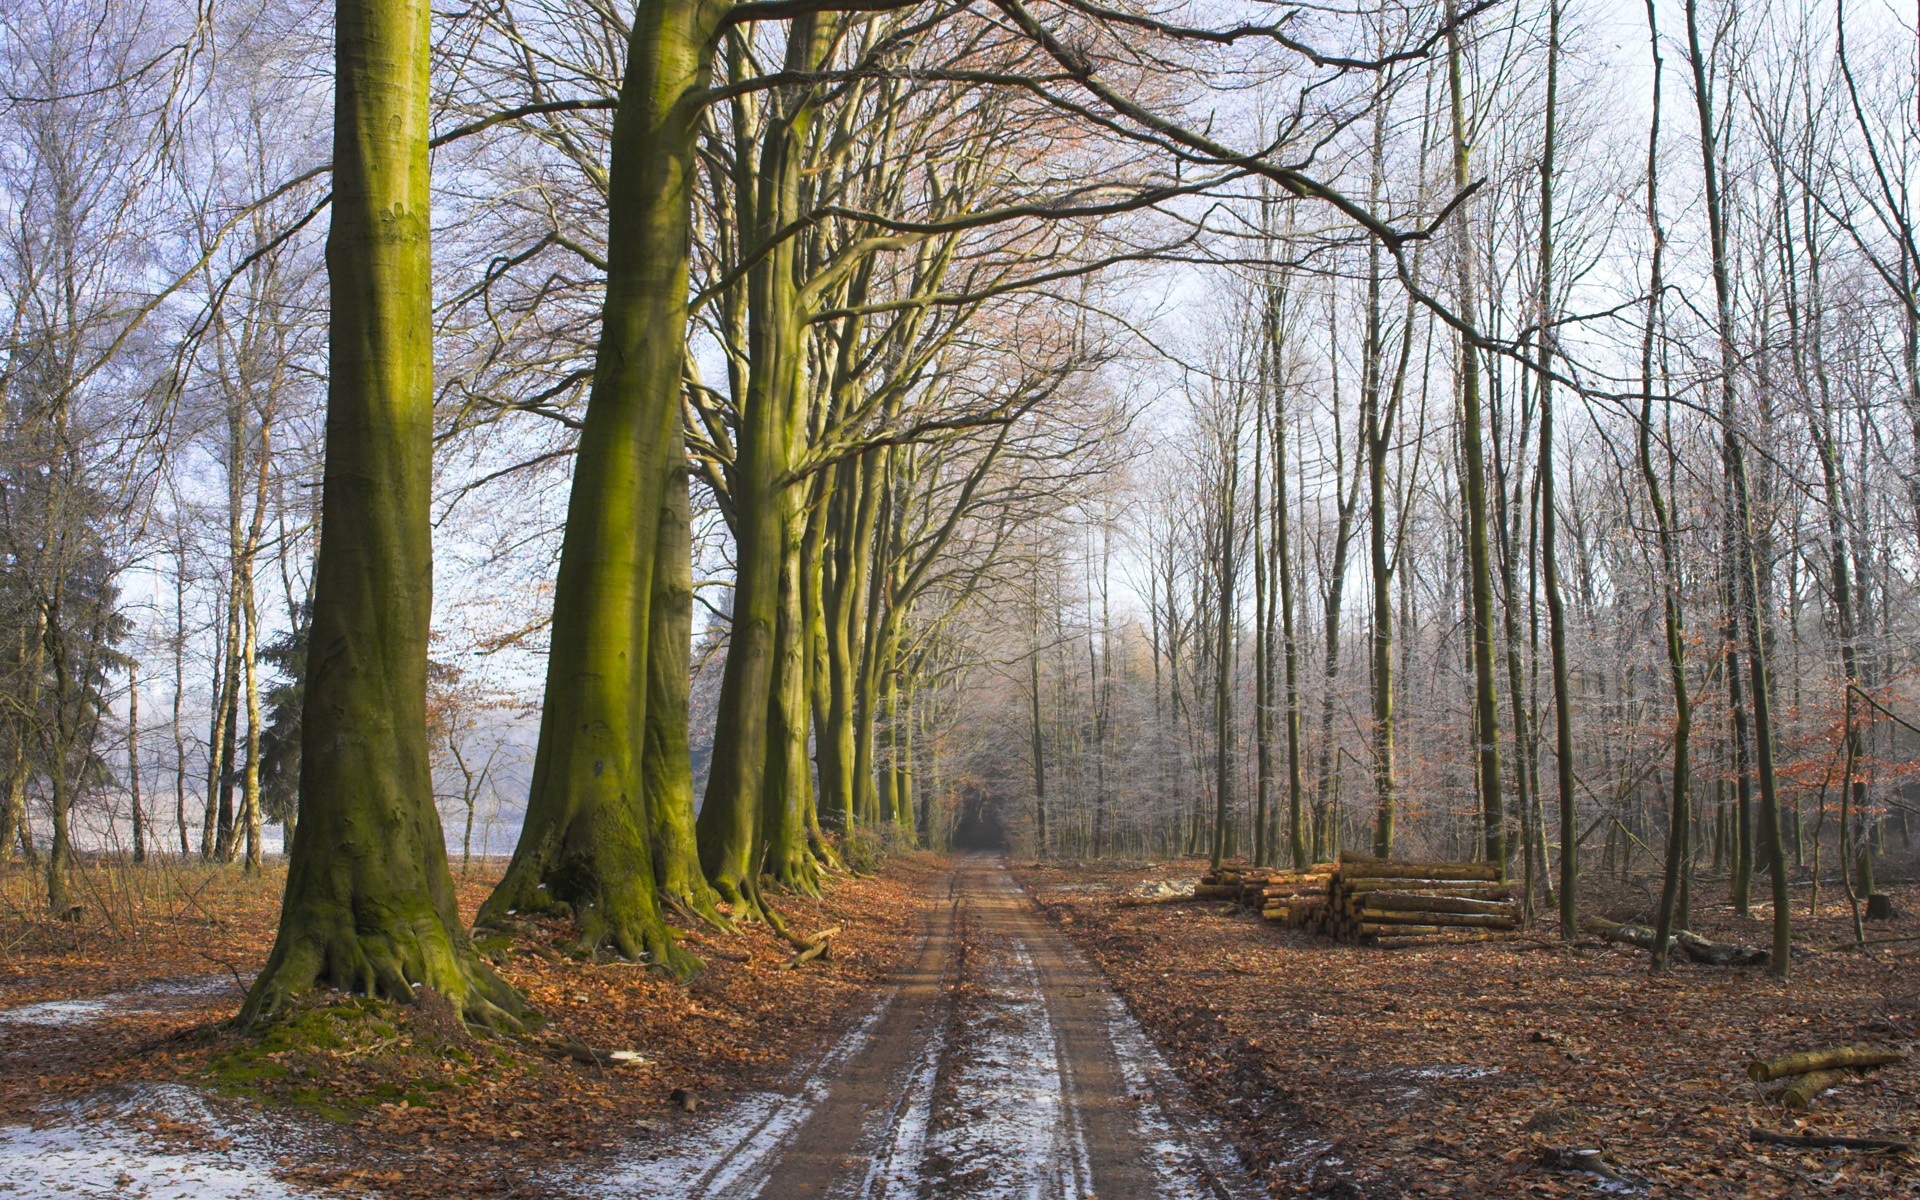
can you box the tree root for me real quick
[241,908,528,1033]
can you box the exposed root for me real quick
[241,910,528,1033]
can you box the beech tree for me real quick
[243,0,525,1026]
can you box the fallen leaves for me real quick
[0,854,939,1198]
[1016,858,1920,1198]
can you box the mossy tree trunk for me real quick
[852,451,892,827]
[817,457,867,832]
[244,0,523,1027]
[761,490,821,891]
[699,14,831,905]
[645,428,724,925]
[480,0,721,968]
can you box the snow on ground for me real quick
[569,976,899,1199]
[0,977,234,1028]
[0,1086,303,1199]
[1101,984,1261,1199]
[917,935,1090,1200]
[840,977,947,1200]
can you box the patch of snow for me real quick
[1101,976,1259,1199]
[0,1085,303,1199]
[0,997,118,1027]
[1407,1065,1498,1082]
[0,976,233,1029]
[847,981,947,1200]
[915,934,1091,1200]
[574,967,901,1199]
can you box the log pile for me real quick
[1202,854,1522,948]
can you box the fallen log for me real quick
[781,924,843,970]
[1748,1044,1909,1083]
[1336,862,1500,882]
[1362,893,1521,917]
[1356,909,1517,929]
[1356,922,1457,937]
[1193,883,1240,900]
[1339,879,1515,898]
[1369,931,1514,949]
[1749,1128,1912,1152]
[1581,916,1768,966]
[1782,1068,1850,1110]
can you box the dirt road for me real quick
[600,855,1253,1200]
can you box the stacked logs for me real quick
[1196,865,1338,908]
[1222,853,1522,948]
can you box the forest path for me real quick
[599,854,1253,1200]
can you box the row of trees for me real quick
[3,0,1394,1023]
[5,0,1915,1017]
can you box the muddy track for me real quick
[611,854,1254,1200]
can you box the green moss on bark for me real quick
[243,0,524,1031]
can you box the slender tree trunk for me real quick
[173,558,189,857]
[1253,373,1272,867]
[1275,360,1308,868]
[1029,607,1048,858]
[129,661,145,863]
[1209,402,1239,871]
[1641,0,1692,970]
[201,594,228,861]
[1449,9,1505,873]
[1685,0,1790,976]
[1539,0,1577,937]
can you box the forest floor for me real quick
[5,852,1916,1198]
[0,854,939,1197]
[0,852,1258,1199]
[1016,857,1920,1198]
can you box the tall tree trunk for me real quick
[1253,371,1272,867]
[201,593,229,861]
[1209,417,1239,872]
[245,0,526,1027]
[1640,0,1692,971]
[701,29,822,904]
[1274,333,1308,869]
[480,0,721,965]
[173,556,189,857]
[1029,564,1049,858]
[1449,8,1505,874]
[1539,0,1577,937]
[758,490,821,890]
[645,434,722,923]
[239,395,275,873]
[1685,0,1789,976]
